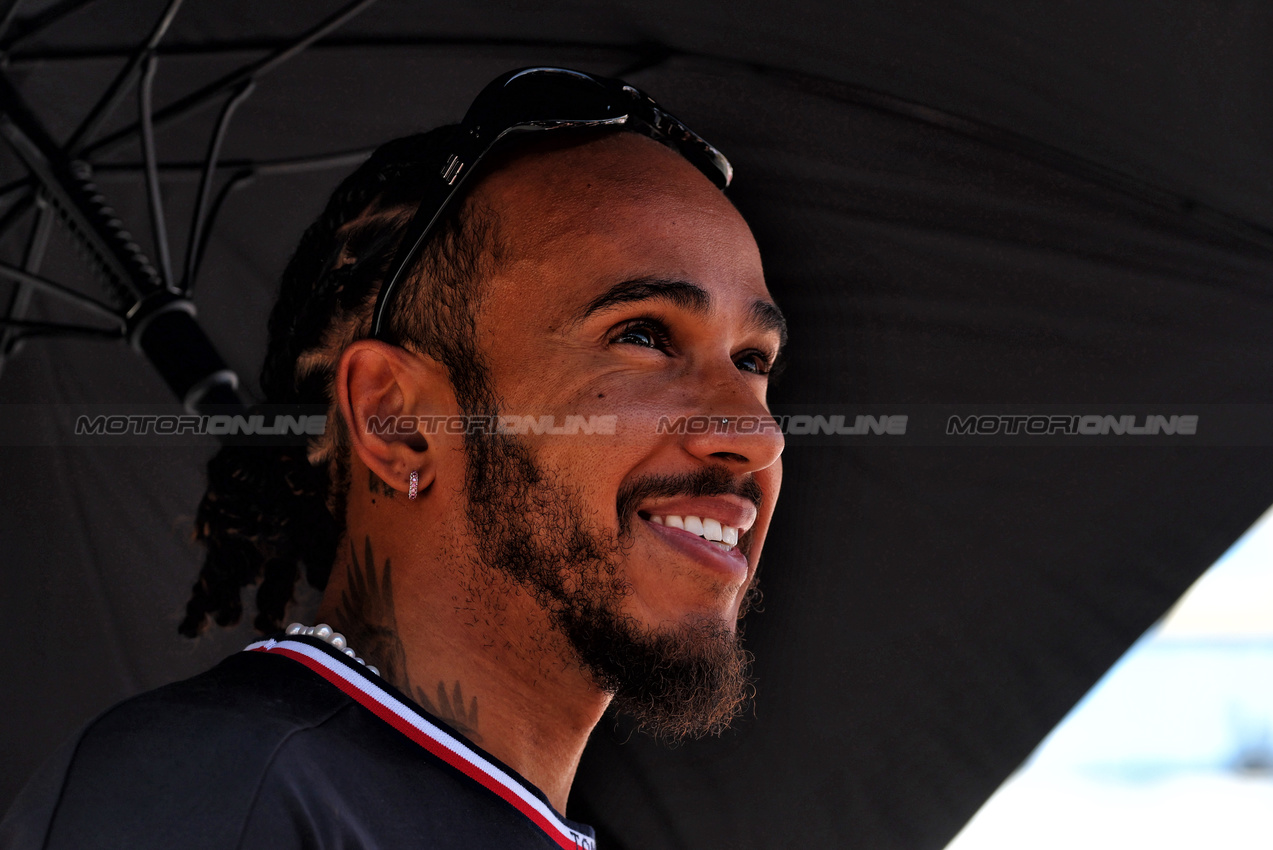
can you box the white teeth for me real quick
[702,518,723,542]
[647,514,742,551]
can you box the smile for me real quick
[646,514,747,552]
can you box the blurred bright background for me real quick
[945,506,1273,850]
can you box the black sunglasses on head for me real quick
[368,66,734,340]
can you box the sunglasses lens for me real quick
[478,69,618,126]
[476,69,730,186]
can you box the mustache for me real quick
[616,466,764,535]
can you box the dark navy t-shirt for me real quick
[1,635,597,850]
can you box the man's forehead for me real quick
[469,130,771,329]
[486,130,689,190]
[476,131,732,235]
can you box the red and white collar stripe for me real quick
[245,637,597,850]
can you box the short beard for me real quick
[559,599,754,740]
[458,401,756,739]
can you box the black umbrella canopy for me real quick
[3,2,1273,848]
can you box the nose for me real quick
[680,369,784,474]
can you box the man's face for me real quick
[444,132,784,734]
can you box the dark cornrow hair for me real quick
[181,126,504,637]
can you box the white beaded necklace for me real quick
[285,622,381,677]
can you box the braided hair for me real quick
[181,127,504,637]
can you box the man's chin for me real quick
[559,605,754,741]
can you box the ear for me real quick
[335,340,449,498]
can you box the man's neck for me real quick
[314,530,609,812]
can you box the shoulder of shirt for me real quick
[9,649,356,850]
[96,646,353,735]
[79,648,360,780]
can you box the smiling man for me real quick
[0,68,784,850]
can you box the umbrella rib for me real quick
[185,169,254,295]
[0,194,51,373]
[0,316,125,339]
[0,175,29,202]
[182,80,255,294]
[0,0,101,52]
[0,187,34,241]
[88,148,377,180]
[138,53,174,290]
[65,0,185,154]
[748,64,1273,254]
[2,34,651,67]
[609,42,674,79]
[0,0,21,44]
[80,0,383,160]
[0,64,178,304]
[0,260,123,323]
[231,148,373,177]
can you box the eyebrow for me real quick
[579,277,710,318]
[576,276,788,350]
[750,299,789,350]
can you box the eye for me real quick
[612,319,672,352]
[735,349,774,375]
